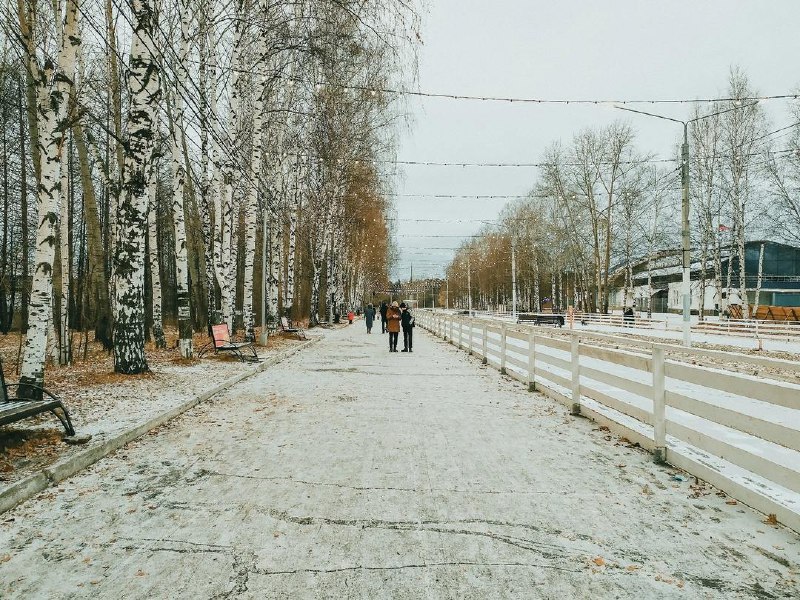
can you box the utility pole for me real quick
[511,240,517,320]
[680,123,691,347]
[467,256,472,316]
[615,101,757,348]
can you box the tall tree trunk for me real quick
[72,113,112,348]
[58,145,71,365]
[113,0,160,374]
[168,91,192,356]
[753,242,765,318]
[146,175,165,348]
[19,0,80,394]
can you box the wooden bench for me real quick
[198,324,259,362]
[280,316,307,340]
[0,359,75,436]
[517,313,565,327]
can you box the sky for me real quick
[389,0,800,281]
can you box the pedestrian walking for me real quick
[623,306,634,327]
[385,301,402,351]
[400,302,414,352]
[347,309,355,324]
[379,301,388,333]
[365,304,376,333]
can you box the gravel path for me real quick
[1,324,798,598]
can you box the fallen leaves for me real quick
[764,514,779,526]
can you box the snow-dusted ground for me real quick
[0,325,798,598]
[426,312,800,533]
[0,335,307,487]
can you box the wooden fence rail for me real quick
[418,309,800,532]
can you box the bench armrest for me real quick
[5,383,62,403]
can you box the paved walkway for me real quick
[1,325,798,598]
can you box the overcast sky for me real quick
[389,0,800,281]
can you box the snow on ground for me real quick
[0,331,309,487]
[436,314,800,530]
[0,324,798,598]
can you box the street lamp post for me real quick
[615,102,757,348]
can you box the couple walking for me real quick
[384,301,414,352]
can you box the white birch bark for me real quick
[753,242,765,318]
[284,171,299,313]
[169,2,192,357]
[242,3,267,341]
[216,2,245,332]
[113,0,160,374]
[59,158,71,365]
[19,0,80,392]
[268,211,281,320]
[207,26,233,330]
[146,175,165,348]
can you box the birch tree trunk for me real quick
[284,180,299,315]
[268,214,281,323]
[72,111,112,348]
[19,0,80,393]
[147,176,165,348]
[753,242,765,318]
[217,0,246,332]
[168,3,192,356]
[58,154,71,365]
[113,0,160,374]
[242,11,267,341]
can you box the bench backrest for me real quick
[212,324,231,348]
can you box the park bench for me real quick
[280,316,307,340]
[0,358,75,436]
[517,313,565,327]
[198,324,259,362]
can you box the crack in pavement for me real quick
[259,508,594,561]
[252,560,578,576]
[199,469,565,496]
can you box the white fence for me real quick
[694,319,800,341]
[418,310,800,532]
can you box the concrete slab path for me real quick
[1,325,798,599]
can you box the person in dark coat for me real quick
[400,302,414,352]
[365,304,376,333]
[385,301,402,351]
[623,306,634,327]
[379,301,388,333]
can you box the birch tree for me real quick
[18,0,80,393]
[113,0,160,374]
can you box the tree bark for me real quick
[113,0,160,374]
[19,0,80,394]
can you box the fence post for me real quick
[570,334,581,415]
[458,319,463,349]
[482,323,488,364]
[449,317,454,344]
[468,319,474,355]
[500,323,507,374]
[527,329,536,391]
[652,346,667,464]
